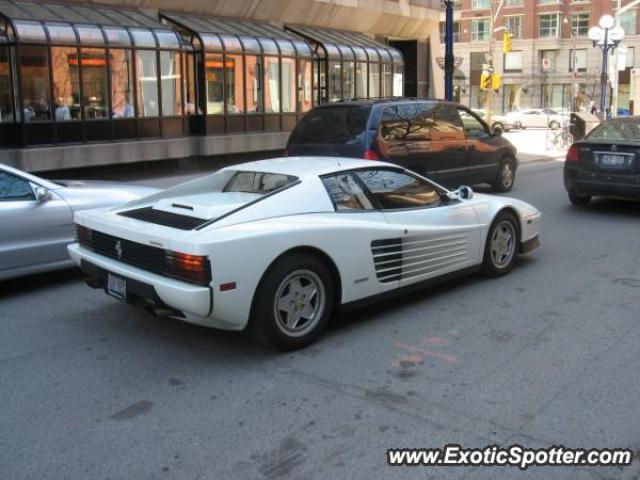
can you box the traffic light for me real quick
[480,73,492,91]
[503,31,512,54]
[491,74,502,91]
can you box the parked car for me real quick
[287,99,519,192]
[564,116,640,205]
[504,108,569,130]
[69,157,541,350]
[471,109,518,132]
[0,163,157,281]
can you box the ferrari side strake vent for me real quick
[372,234,469,283]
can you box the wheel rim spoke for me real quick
[273,269,326,338]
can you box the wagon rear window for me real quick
[222,171,298,194]
[289,106,369,145]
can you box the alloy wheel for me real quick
[490,220,516,268]
[273,269,326,338]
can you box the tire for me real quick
[549,120,560,130]
[492,156,516,193]
[492,122,504,132]
[249,253,334,351]
[568,192,591,206]
[482,212,519,277]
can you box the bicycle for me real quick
[552,121,574,150]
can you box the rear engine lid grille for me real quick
[75,225,211,286]
[118,207,208,230]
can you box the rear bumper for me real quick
[564,167,640,199]
[68,243,212,318]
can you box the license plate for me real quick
[599,154,626,167]
[107,273,127,301]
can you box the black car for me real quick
[287,99,518,192]
[564,116,640,205]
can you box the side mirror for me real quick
[446,185,474,201]
[33,185,51,202]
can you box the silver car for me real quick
[0,164,157,281]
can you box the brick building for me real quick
[439,0,639,114]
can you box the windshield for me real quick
[289,105,370,145]
[587,118,640,142]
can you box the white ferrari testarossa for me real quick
[68,157,541,349]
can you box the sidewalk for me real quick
[503,129,568,164]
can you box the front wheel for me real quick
[492,157,516,193]
[549,120,560,130]
[250,253,334,350]
[492,122,504,132]
[482,212,519,277]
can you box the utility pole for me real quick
[443,0,455,101]
[611,0,621,117]
[485,0,501,126]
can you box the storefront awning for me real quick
[0,0,184,48]
[161,12,313,58]
[285,25,403,64]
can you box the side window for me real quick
[425,103,465,141]
[321,173,373,211]
[380,104,429,142]
[458,109,489,139]
[0,172,34,201]
[355,169,442,210]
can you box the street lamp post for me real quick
[443,0,455,101]
[588,15,625,116]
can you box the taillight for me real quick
[166,251,211,285]
[363,149,379,160]
[566,145,580,162]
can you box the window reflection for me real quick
[297,58,312,112]
[264,56,280,113]
[0,46,14,123]
[245,55,262,114]
[183,52,198,115]
[111,49,134,118]
[205,53,223,114]
[136,50,159,117]
[20,45,50,121]
[281,57,295,113]
[160,50,182,116]
[381,64,393,98]
[81,48,108,119]
[225,54,244,114]
[355,62,367,99]
[368,62,380,98]
[343,61,355,100]
[328,61,341,102]
[51,46,80,121]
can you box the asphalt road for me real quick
[2,160,640,480]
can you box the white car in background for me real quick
[69,157,541,350]
[471,109,517,132]
[504,108,569,130]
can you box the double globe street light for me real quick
[588,14,625,116]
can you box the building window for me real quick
[0,46,14,123]
[505,16,523,39]
[539,14,560,38]
[343,61,355,101]
[245,55,262,114]
[160,50,183,116]
[505,0,523,6]
[224,54,244,114]
[183,53,198,115]
[264,56,280,113]
[20,45,51,122]
[136,50,159,117]
[393,64,403,97]
[381,64,393,98]
[281,57,296,112]
[571,13,589,37]
[538,0,560,4]
[471,19,490,41]
[81,48,108,119]
[297,58,313,111]
[355,61,367,99]
[620,10,637,36]
[205,53,223,115]
[328,61,341,102]
[569,49,587,72]
[368,63,380,98]
[504,51,523,72]
[51,47,80,121]
[472,0,491,10]
[111,49,135,118]
[439,21,460,43]
[542,83,569,110]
